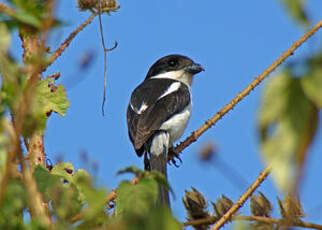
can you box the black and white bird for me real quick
[126,54,204,206]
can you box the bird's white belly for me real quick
[159,104,191,144]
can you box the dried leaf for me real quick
[278,195,305,220]
[213,195,234,219]
[250,192,272,217]
[183,187,210,230]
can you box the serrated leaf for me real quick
[279,0,309,27]
[51,162,74,182]
[73,170,108,221]
[26,78,69,134]
[35,79,69,117]
[258,71,318,192]
[116,178,158,217]
[34,164,61,201]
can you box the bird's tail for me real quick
[150,152,170,206]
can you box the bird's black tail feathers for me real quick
[150,152,170,207]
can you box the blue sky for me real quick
[11,0,322,226]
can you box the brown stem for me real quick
[43,13,97,72]
[210,167,271,230]
[171,20,322,160]
[27,134,46,166]
[184,215,322,230]
[0,2,15,17]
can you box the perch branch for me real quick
[171,20,322,159]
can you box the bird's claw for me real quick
[168,147,183,168]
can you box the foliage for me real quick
[0,0,321,230]
[257,58,320,191]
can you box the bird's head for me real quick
[145,54,204,86]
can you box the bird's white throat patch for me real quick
[151,70,193,86]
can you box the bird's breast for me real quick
[159,103,192,144]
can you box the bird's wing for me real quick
[127,79,190,153]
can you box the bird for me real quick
[126,54,204,206]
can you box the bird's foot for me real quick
[168,147,182,168]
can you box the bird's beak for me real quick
[184,63,205,74]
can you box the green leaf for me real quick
[279,0,309,27]
[12,9,42,28]
[258,71,318,192]
[0,179,26,229]
[26,78,69,134]
[0,23,11,53]
[116,178,158,217]
[144,206,181,230]
[35,79,69,117]
[117,165,146,178]
[72,169,108,226]
[34,164,83,221]
[7,0,47,29]
[301,55,322,108]
[51,162,74,182]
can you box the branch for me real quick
[42,13,97,72]
[211,166,271,230]
[235,216,322,230]
[171,20,322,159]
[0,2,15,17]
[182,167,271,228]
[184,215,322,230]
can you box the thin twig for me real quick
[97,2,118,116]
[43,13,97,72]
[210,167,271,230]
[171,20,322,160]
[235,216,322,230]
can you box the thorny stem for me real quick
[171,20,322,161]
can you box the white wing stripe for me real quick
[130,102,148,114]
[157,82,181,100]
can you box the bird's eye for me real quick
[168,59,177,67]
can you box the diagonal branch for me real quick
[0,2,15,16]
[42,13,97,72]
[171,20,322,160]
[211,166,271,230]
